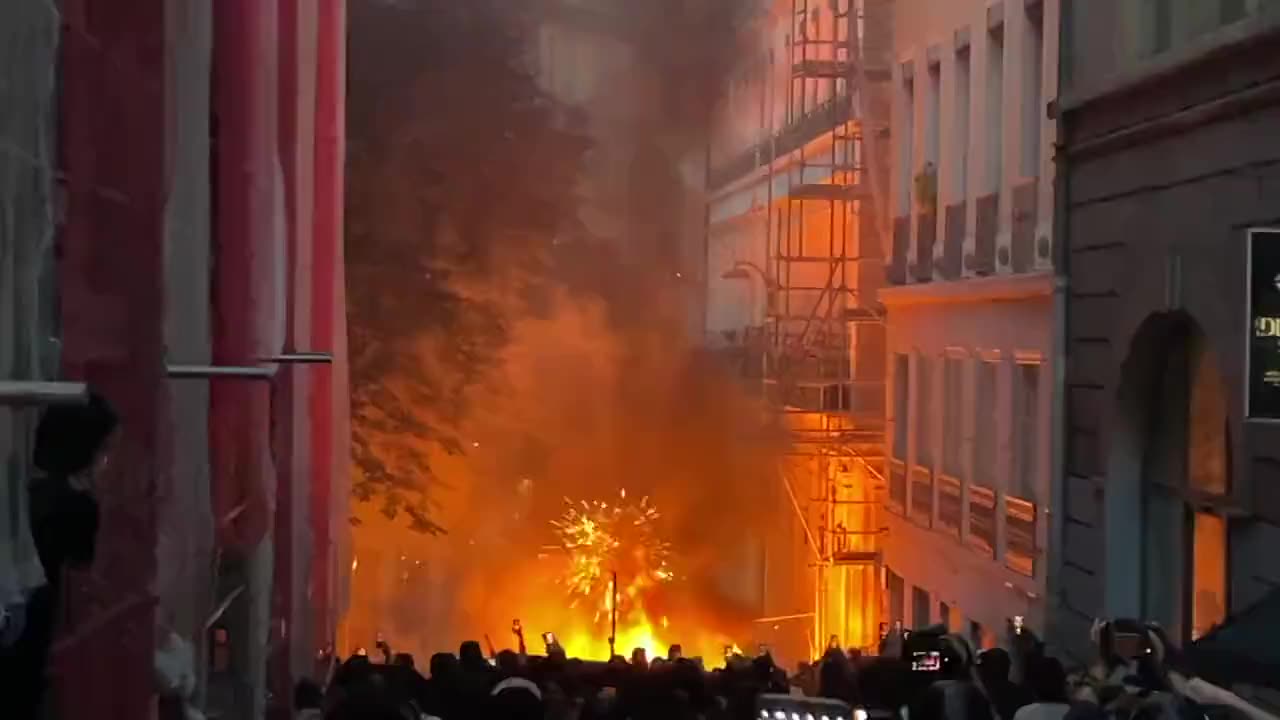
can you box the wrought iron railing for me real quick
[887,458,906,513]
[937,474,962,538]
[707,93,854,190]
[1006,496,1037,577]
[968,484,996,558]
[909,465,933,528]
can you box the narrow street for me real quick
[1,1,1279,719]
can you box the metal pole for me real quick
[609,571,618,658]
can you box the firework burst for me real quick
[552,489,673,618]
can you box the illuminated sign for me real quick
[1247,228,1280,420]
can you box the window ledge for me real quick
[879,270,1058,308]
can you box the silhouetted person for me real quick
[1013,656,1070,720]
[978,648,1034,720]
[0,391,117,719]
[295,678,324,720]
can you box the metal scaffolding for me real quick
[764,0,893,652]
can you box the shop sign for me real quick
[1247,228,1280,419]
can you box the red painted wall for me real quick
[53,0,167,716]
[211,0,279,553]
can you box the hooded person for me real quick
[0,390,118,719]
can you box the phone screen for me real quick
[542,632,556,645]
[1112,632,1145,659]
[911,650,942,672]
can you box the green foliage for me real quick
[346,0,591,533]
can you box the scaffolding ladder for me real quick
[765,0,893,653]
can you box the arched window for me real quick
[1111,313,1230,642]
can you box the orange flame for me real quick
[541,491,734,663]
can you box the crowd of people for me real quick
[307,620,1278,720]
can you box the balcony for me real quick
[888,215,910,284]
[912,211,936,282]
[941,202,965,280]
[707,93,854,191]
[967,192,998,275]
[937,474,962,538]
[887,458,906,513]
[1011,178,1039,273]
[1006,496,1037,577]
[968,484,996,558]
[909,465,933,528]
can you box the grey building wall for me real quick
[160,0,216,659]
[0,0,63,604]
[1054,7,1280,662]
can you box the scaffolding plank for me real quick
[789,183,867,201]
[830,551,881,566]
[793,59,855,78]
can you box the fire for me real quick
[542,491,734,664]
[552,490,672,619]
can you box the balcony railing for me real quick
[888,215,910,285]
[913,210,936,282]
[1006,496,1037,577]
[968,484,996,558]
[909,465,933,528]
[707,94,854,190]
[1011,178,1039,273]
[887,458,906,513]
[968,192,998,275]
[937,474,962,538]
[941,202,965,280]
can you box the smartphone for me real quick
[512,619,522,634]
[542,631,556,646]
[911,650,942,672]
[1013,615,1025,635]
[1112,632,1146,660]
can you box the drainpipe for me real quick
[1048,89,1070,658]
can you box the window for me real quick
[942,356,964,477]
[1012,363,1040,500]
[974,359,997,486]
[893,353,910,461]
[898,74,916,214]
[912,586,931,628]
[916,354,933,467]
[925,61,941,177]
[1189,349,1229,496]
[953,46,971,199]
[1190,511,1227,640]
[887,569,905,624]
[985,25,1005,194]
[1021,4,1044,179]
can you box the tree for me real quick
[346,0,591,533]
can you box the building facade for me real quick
[881,0,1061,647]
[1054,0,1280,663]
[0,1,350,717]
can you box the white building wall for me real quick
[881,0,1060,645]
[891,0,1058,262]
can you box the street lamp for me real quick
[720,260,777,328]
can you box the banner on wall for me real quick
[1246,228,1280,420]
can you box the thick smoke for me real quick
[345,0,774,659]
